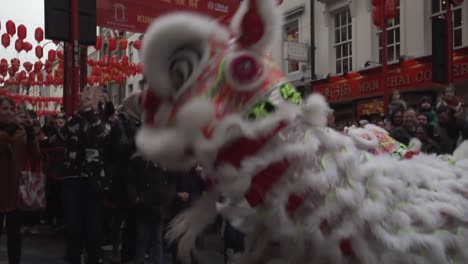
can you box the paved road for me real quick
[0,231,225,264]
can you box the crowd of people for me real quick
[1,83,467,264]
[0,82,208,264]
[332,85,468,155]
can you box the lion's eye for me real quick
[169,47,202,92]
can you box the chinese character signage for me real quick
[314,48,468,103]
[97,0,240,33]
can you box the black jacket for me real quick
[128,156,176,224]
[107,113,139,207]
[62,109,111,193]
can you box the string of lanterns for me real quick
[0,89,62,116]
[88,36,143,86]
[1,20,144,88]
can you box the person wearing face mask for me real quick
[0,96,37,264]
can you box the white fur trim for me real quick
[408,138,422,151]
[135,127,195,170]
[175,96,215,137]
[454,141,468,161]
[142,13,229,98]
[301,93,331,127]
[166,191,218,264]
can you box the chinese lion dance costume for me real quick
[136,0,468,263]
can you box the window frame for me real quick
[431,0,463,49]
[333,8,353,75]
[282,17,302,75]
[377,0,401,64]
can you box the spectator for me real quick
[376,120,386,130]
[0,96,37,264]
[107,92,142,264]
[436,105,468,154]
[171,164,206,264]
[417,96,438,126]
[128,159,175,264]
[415,124,440,154]
[389,109,410,145]
[417,113,430,126]
[403,108,417,137]
[437,84,463,111]
[62,92,112,264]
[388,90,407,114]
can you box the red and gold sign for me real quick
[314,48,468,103]
[96,0,240,33]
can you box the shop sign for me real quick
[96,0,239,33]
[315,55,468,103]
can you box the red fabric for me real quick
[339,239,354,256]
[286,193,305,216]
[404,150,420,160]
[244,160,290,207]
[239,0,265,47]
[215,121,287,169]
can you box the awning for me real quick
[97,0,240,33]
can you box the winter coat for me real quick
[0,124,33,212]
[172,168,206,215]
[62,110,111,194]
[128,156,176,224]
[389,100,407,114]
[107,112,139,207]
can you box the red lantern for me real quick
[92,66,102,76]
[372,0,382,4]
[136,63,143,74]
[373,7,383,28]
[17,24,27,40]
[119,38,128,50]
[111,55,119,67]
[57,50,64,60]
[108,38,116,52]
[53,40,60,45]
[35,46,43,59]
[88,59,96,66]
[103,56,110,67]
[48,50,57,61]
[121,56,129,67]
[0,77,3,84]
[46,67,53,74]
[15,39,23,53]
[23,62,33,72]
[22,42,32,53]
[133,39,142,50]
[1,33,10,49]
[95,36,102,50]
[34,27,44,43]
[19,70,27,81]
[29,72,35,82]
[37,72,44,82]
[87,75,95,86]
[45,59,52,69]
[6,20,16,36]
[54,75,62,86]
[46,74,54,84]
[386,0,397,19]
[34,61,43,73]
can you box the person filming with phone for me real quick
[61,88,112,264]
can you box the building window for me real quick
[334,8,352,74]
[377,0,400,64]
[128,41,134,63]
[283,19,300,73]
[431,0,463,49]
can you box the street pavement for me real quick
[0,229,225,264]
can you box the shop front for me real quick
[312,47,468,127]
